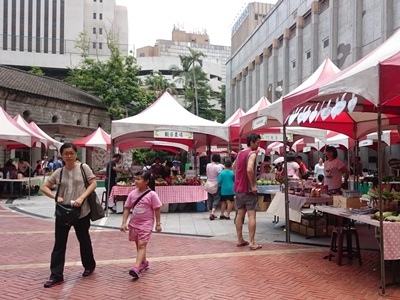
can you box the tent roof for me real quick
[111,92,229,147]
[73,127,110,150]
[14,115,47,147]
[0,107,32,147]
[259,58,340,124]
[29,122,62,149]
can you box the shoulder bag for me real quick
[55,168,81,225]
[81,163,105,221]
[131,190,152,210]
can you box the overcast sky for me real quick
[116,0,278,50]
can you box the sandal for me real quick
[209,214,216,220]
[236,241,249,247]
[249,244,262,250]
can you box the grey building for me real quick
[226,0,399,114]
[0,0,129,72]
[136,29,231,109]
[226,0,400,173]
[0,66,109,168]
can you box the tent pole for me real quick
[105,140,114,217]
[377,106,385,294]
[283,124,290,243]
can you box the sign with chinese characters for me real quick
[260,133,293,142]
[303,146,311,153]
[252,116,267,130]
[154,131,193,139]
[359,139,373,147]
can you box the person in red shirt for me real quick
[296,155,310,180]
[232,133,262,250]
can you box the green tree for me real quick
[144,70,178,98]
[28,66,45,76]
[65,31,153,120]
[171,48,223,121]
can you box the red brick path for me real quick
[1,207,400,299]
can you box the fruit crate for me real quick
[257,185,280,194]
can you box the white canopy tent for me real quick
[0,107,32,148]
[111,92,229,149]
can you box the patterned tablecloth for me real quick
[109,185,207,204]
[316,205,400,260]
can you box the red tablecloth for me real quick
[155,185,207,204]
[109,185,207,204]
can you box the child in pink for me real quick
[120,171,162,279]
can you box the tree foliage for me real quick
[170,48,224,122]
[65,31,153,120]
[144,70,178,98]
[28,66,45,76]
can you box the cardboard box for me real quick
[333,196,368,209]
[290,221,300,233]
[257,195,270,211]
[299,224,307,236]
[306,226,327,237]
[301,217,326,227]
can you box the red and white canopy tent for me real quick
[29,122,62,150]
[260,29,400,292]
[0,107,32,148]
[13,115,48,148]
[111,92,229,155]
[73,127,111,151]
[118,140,189,154]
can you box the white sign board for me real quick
[154,131,193,139]
[359,139,373,147]
[185,170,196,179]
[252,116,267,130]
[260,133,293,142]
[303,146,311,153]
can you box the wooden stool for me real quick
[328,226,362,266]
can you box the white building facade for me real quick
[0,0,128,69]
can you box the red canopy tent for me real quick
[72,127,111,151]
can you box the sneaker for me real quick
[44,277,64,288]
[82,268,95,277]
[129,267,140,279]
[139,260,149,273]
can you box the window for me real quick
[306,50,311,59]
[99,28,102,34]
[99,43,102,49]
[93,13,96,19]
[93,27,96,34]
[93,42,96,49]
[99,13,103,20]
[52,116,58,123]
[323,38,329,48]
[303,10,311,27]
[292,60,296,68]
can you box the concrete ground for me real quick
[0,188,399,299]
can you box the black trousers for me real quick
[49,214,96,280]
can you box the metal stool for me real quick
[101,191,107,208]
[328,226,362,266]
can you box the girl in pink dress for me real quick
[120,171,162,279]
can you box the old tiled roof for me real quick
[0,65,107,108]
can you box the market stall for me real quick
[108,181,206,213]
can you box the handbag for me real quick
[55,168,81,225]
[203,180,219,194]
[81,163,105,221]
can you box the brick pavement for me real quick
[1,206,400,299]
